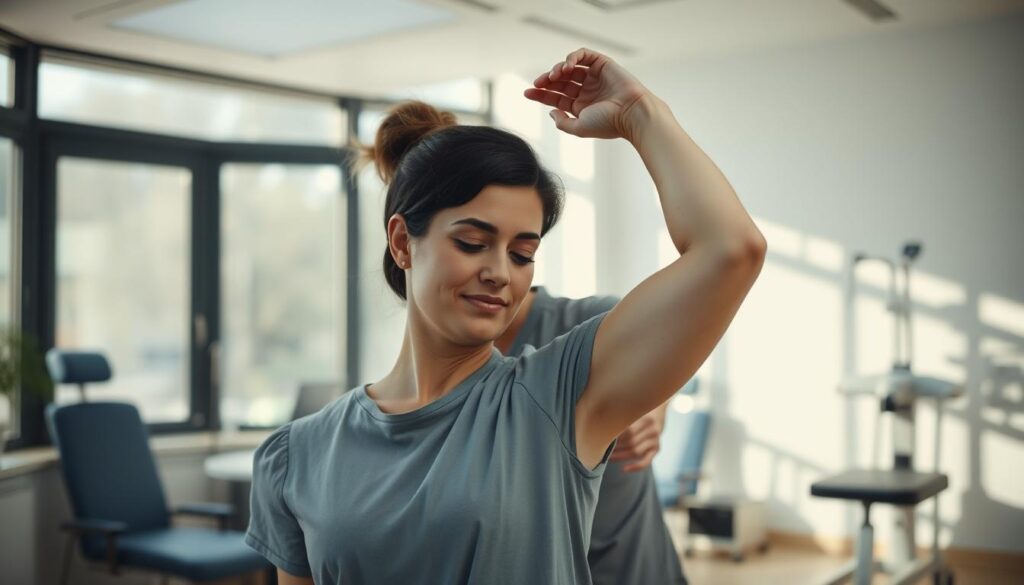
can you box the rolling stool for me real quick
[811,469,952,585]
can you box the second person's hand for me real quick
[608,407,666,473]
[524,47,653,141]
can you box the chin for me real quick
[455,318,507,346]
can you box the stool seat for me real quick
[811,469,947,505]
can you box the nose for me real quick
[480,251,510,288]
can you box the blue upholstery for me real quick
[652,403,712,507]
[47,394,270,581]
[116,527,270,582]
[45,350,112,384]
[47,402,171,550]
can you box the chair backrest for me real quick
[291,381,344,420]
[652,406,712,507]
[47,402,171,547]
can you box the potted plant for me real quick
[0,327,53,455]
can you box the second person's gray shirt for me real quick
[508,286,687,585]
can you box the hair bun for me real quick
[350,100,457,185]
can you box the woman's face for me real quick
[399,184,544,347]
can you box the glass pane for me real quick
[0,53,11,107]
[40,56,345,145]
[384,78,485,113]
[355,143,405,382]
[55,158,191,423]
[357,108,486,146]
[0,139,15,435]
[221,164,345,427]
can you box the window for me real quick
[220,163,345,427]
[54,158,192,423]
[383,78,487,115]
[0,138,17,435]
[0,51,12,107]
[39,55,346,145]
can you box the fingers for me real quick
[522,88,574,113]
[554,47,606,79]
[534,67,587,87]
[609,435,660,462]
[622,450,657,473]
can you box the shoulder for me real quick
[288,388,359,440]
[570,293,618,318]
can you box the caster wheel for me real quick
[731,553,744,563]
[932,568,954,585]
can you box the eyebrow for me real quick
[451,218,541,241]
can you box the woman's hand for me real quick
[608,403,668,473]
[524,47,653,141]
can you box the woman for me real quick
[245,48,766,585]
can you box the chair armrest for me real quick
[173,502,236,531]
[60,518,127,575]
[60,518,128,535]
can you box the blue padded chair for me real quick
[45,350,271,584]
[652,379,712,507]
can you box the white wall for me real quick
[592,15,1024,552]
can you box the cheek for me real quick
[416,244,477,289]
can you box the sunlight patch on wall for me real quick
[560,191,597,299]
[753,216,801,258]
[657,229,676,270]
[979,292,1024,338]
[910,270,966,309]
[982,430,1024,507]
[727,260,844,459]
[804,235,844,272]
[911,312,968,382]
[558,132,594,182]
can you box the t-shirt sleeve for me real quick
[514,310,609,454]
[244,423,312,577]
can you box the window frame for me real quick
[0,28,490,449]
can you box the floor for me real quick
[680,545,1020,585]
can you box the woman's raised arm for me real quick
[525,48,767,468]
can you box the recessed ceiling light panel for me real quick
[113,0,458,57]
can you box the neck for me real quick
[494,288,537,355]
[370,307,495,411]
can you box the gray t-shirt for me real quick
[245,311,611,584]
[509,287,686,585]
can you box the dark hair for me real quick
[350,101,564,300]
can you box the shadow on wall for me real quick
[698,215,1024,551]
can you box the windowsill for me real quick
[0,429,273,481]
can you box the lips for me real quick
[464,294,507,306]
[462,294,508,313]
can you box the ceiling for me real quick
[2,0,1022,99]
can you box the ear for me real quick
[386,214,412,269]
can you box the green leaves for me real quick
[0,328,54,402]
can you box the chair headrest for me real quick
[45,350,112,385]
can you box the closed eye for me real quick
[510,252,535,265]
[454,239,485,253]
[454,239,535,265]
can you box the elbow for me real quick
[718,230,767,272]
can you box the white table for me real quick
[204,449,256,482]
[204,449,257,531]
